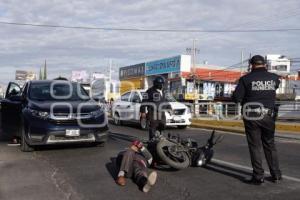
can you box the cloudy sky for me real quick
[0,0,299,85]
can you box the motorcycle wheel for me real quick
[156,138,190,170]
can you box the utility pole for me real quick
[186,39,200,106]
[241,50,244,75]
[248,53,252,72]
[192,39,196,74]
[109,59,112,83]
[186,39,199,74]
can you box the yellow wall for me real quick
[120,78,144,94]
[184,93,199,100]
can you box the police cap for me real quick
[249,55,266,65]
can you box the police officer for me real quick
[140,76,166,140]
[232,55,282,185]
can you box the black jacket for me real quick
[140,87,166,113]
[232,68,280,109]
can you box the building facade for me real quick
[181,66,242,101]
[119,63,145,94]
[119,55,192,100]
[118,55,244,102]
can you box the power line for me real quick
[1,21,300,33]
[188,9,300,44]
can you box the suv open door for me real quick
[1,82,23,139]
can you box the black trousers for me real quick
[243,115,281,179]
[148,111,165,140]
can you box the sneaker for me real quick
[142,171,157,193]
[7,138,20,146]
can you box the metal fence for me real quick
[191,101,300,121]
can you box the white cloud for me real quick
[0,0,299,84]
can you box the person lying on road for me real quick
[116,140,157,193]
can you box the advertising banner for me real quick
[92,72,106,80]
[15,70,36,81]
[15,70,27,80]
[71,70,89,83]
[145,56,181,76]
[224,83,236,97]
[203,82,216,100]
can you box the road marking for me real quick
[212,158,300,183]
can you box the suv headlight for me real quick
[28,108,49,120]
[90,109,104,118]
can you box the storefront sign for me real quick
[145,56,181,76]
[119,63,145,80]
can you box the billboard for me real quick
[119,63,145,80]
[71,70,89,83]
[145,56,180,76]
[92,72,106,80]
[15,70,36,81]
[203,82,216,100]
[145,55,191,76]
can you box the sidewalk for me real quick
[191,118,300,140]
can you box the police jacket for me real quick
[232,68,280,109]
[140,86,167,114]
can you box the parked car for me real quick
[0,80,108,152]
[112,89,192,129]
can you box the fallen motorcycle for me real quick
[146,130,223,170]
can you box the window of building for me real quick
[275,65,287,71]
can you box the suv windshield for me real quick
[29,82,90,101]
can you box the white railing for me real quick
[191,101,300,121]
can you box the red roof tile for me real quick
[182,68,243,83]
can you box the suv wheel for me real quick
[113,113,122,125]
[20,125,34,152]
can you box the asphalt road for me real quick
[1,121,300,200]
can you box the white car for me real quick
[112,89,192,129]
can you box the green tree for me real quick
[43,60,47,80]
[39,67,43,80]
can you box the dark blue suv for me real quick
[1,80,108,151]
